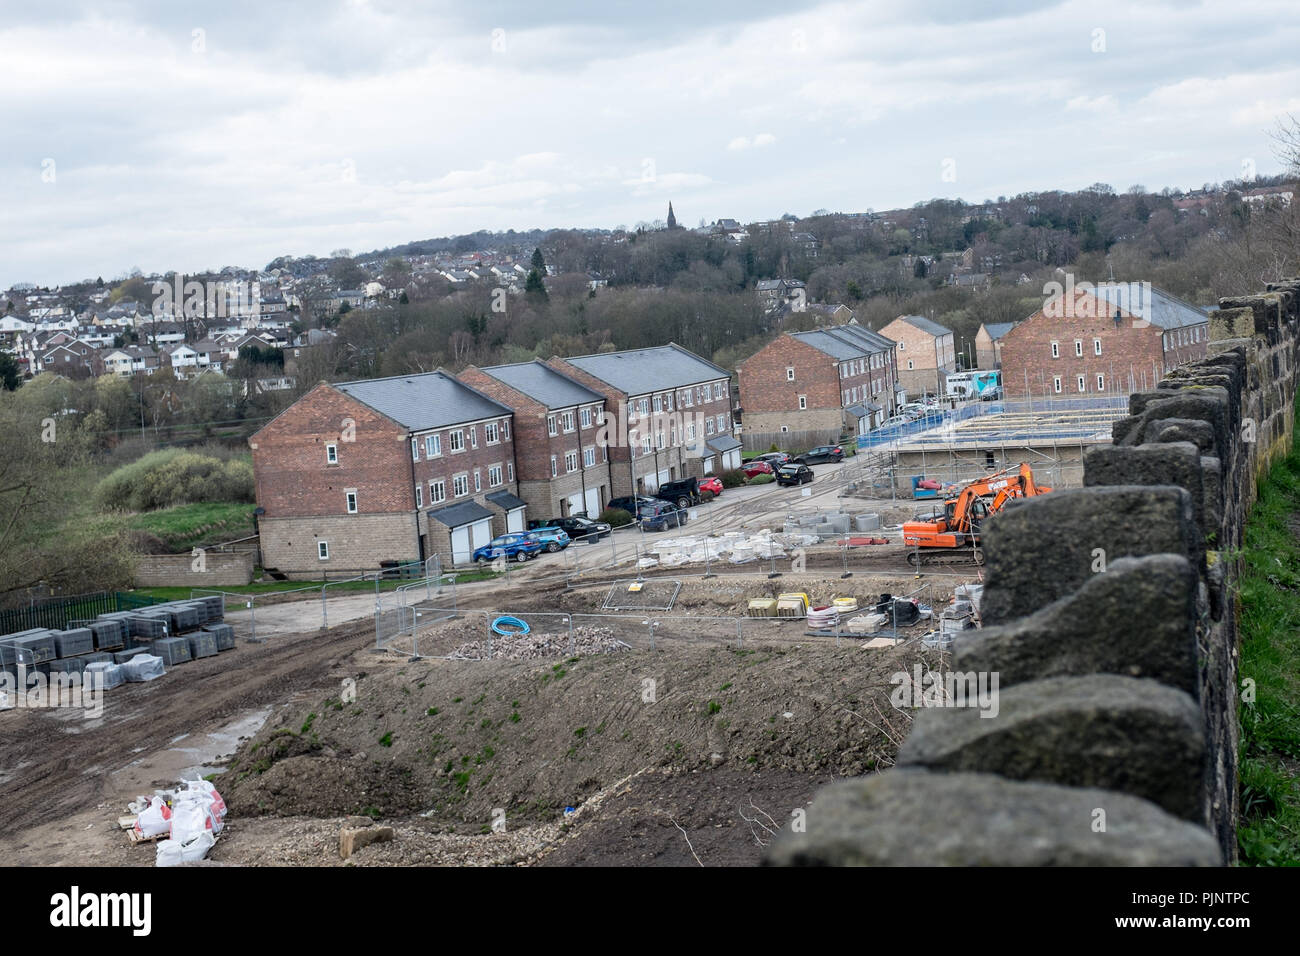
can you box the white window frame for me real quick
[326,443,338,464]
[468,426,478,449]
[430,480,446,504]
[485,422,499,444]
[1074,340,1083,357]
[1096,373,1105,391]
[547,415,558,436]
[507,462,514,482]
[1094,339,1102,356]
[415,484,422,508]
[580,407,592,428]
[550,455,558,477]
[318,541,330,560]
[488,465,503,487]
[345,490,358,514]
[501,420,510,440]
[565,451,578,472]
[452,474,469,497]
[1053,376,1062,394]
[425,434,441,457]
[449,429,465,452]
[410,439,419,461]
[1076,375,1085,393]
[583,446,595,467]
[1051,341,1059,359]
[473,470,481,492]
[786,367,795,382]
[798,395,807,410]
[562,411,575,432]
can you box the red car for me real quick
[699,476,723,496]
[741,460,774,478]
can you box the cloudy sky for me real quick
[2,0,1298,287]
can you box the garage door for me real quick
[506,507,525,533]
[470,519,492,553]
[564,492,583,516]
[450,526,473,565]
[584,487,601,517]
[657,468,671,488]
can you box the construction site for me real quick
[0,442,1037,867]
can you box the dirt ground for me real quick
[0,566,957,867]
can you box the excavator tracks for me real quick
[906,547,984,567]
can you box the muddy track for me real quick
[0,620,374,838]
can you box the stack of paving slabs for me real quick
[201,624,235,651]
[51,628,94,658]
[186,631,218,660]
[89,620,126,651]
[127,612,169,640]
[150,637,192,667]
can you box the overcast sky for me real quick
[3,0,1298,288]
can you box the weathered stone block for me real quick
[982,486,1200,623]
[764,769,1220,866]
[339,824,394,859]
[954,554,1198,694]
[896,675,1204,820]
[1085,442,1206,534]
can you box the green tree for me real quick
[525,268,549,302]
[531,247,546,273]
[0,352,20,391]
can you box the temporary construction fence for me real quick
[373,586,942,660]
[0,590,162,636]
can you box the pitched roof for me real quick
[705,435,741,453]
[1090,283,1208,330]
[426,500,494,528]
[485,490,527,510]
[892,314,953,337]
[790,323,893,359]
[480,359,603,409]
[562,344,727,396]
[334,370,511,432]
[982,322,1018,340]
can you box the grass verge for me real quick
[1236,429,1300,865]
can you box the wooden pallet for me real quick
[119,814,165,844]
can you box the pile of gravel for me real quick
[450,625,630,661]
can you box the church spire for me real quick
[666,202,677,229]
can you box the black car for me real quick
[776,463,814,486]
[654,477,700,510]
[607,495,660,519]
[638,500,690,531]
[527,515,613,541]
[794,445,845,465]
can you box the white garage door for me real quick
[506,508,525,533]
[565,492,584,516]
[657,468,671,487]
[470,519,493,552]
[451,526,473,565]
[584,487,601,517]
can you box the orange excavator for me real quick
[902,463,1051,566]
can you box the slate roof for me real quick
[562,344,728,396]
[480,359,604,409]
[486,490,527,510]
[334,370,510,432]
[982,322,1018,340]
[790,323,895,360]
[1090,283,1209,330]
[427,500,494,528]
[893,314,953,338]
[705,435,742,453]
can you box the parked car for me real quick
[638,499,690,531]
[472,533,543,564]
[793,445,844,465]
[654,477,700,509]
[528,516,612,541]
[752,452,792,467]
[741,460,774,478]
[526,527,571,553]
[607,495,661,519]
[878,415,910,429]
[699,476,723,496]
[776,463,814,486]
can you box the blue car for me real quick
[527,527,571,553]
[472,533,543,565]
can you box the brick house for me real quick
[878,315,956,398]
[737,323,899,449]
[250,370,520,575]
[549,344,735,496]
[999,282,1209,399]
[458,359,613,519]
[974,321,1018,369]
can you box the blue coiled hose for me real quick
[491,615,530,636]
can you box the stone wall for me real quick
[134,551,255,587]
[769,278,1300,867]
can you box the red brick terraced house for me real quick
[878,314,957,399]
[737,323,900,449]
[998,282,1210,400]
[458,359,614,519]
[250,370,521,574]
[548,344,737,496]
